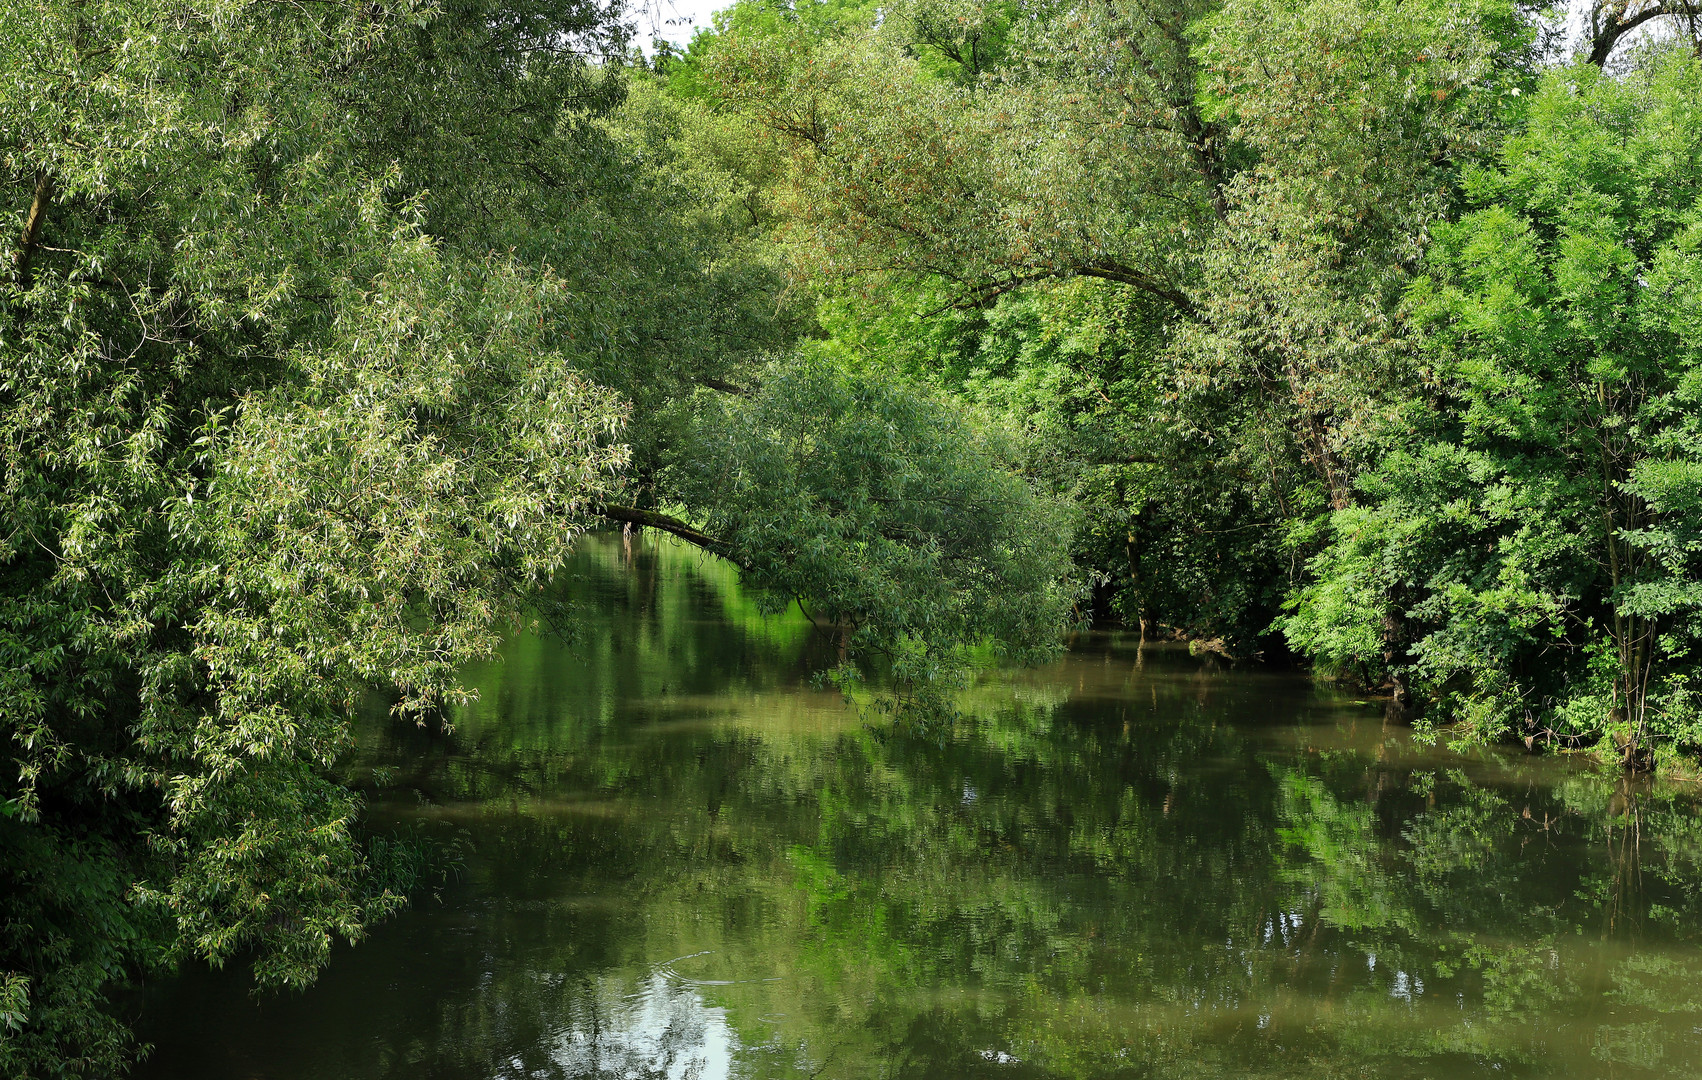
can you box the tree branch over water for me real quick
[597,505,731,557]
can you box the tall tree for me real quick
[1280,48,1702,766]
[0,1,1074,1073]
[686,0,1551,648]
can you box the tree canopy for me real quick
[1,0,1072,1072]
[7,0,1702,1072]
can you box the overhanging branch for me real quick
[1587,1,1702,66]
[597,504,730,558]
[698,375,755,397]
[926,260,1194,317]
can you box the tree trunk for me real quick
[12,171,54,291]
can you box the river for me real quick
[135,534,1702,1079]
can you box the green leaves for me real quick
[0,1,639,1071]
[1283,48,1702,762]
[1,0,1087,1070]
[669,357,1079,685]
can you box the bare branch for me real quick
[927,259,1193,316]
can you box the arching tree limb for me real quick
[596,504,731,557]
[698,375,755,397]
[929,260,1193,316]
[1586,1,1702,66]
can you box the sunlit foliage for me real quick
[1282,48,1702,765]
[1,0,1072,1072]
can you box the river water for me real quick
[137,535,1702,1079]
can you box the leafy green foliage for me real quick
[9,0,1702,1071]
[1281,49,1702,762]
[669,358,1079,685]
[0,2,639,1070]
[679,0,1560,655]
[0,0,1079,1070]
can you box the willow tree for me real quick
[0,1,1074,1073]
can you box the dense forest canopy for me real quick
[3,0,1702,1073]
[663,0,1702,757]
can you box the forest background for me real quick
[4,0,1702,1074]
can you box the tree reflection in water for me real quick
[136,535,1702,1080]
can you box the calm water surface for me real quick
[137,536,1702,1079]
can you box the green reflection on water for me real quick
[137,535,1702,1079]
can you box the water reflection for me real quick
[519,967,741,1080]
[135,534,1702,1079]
